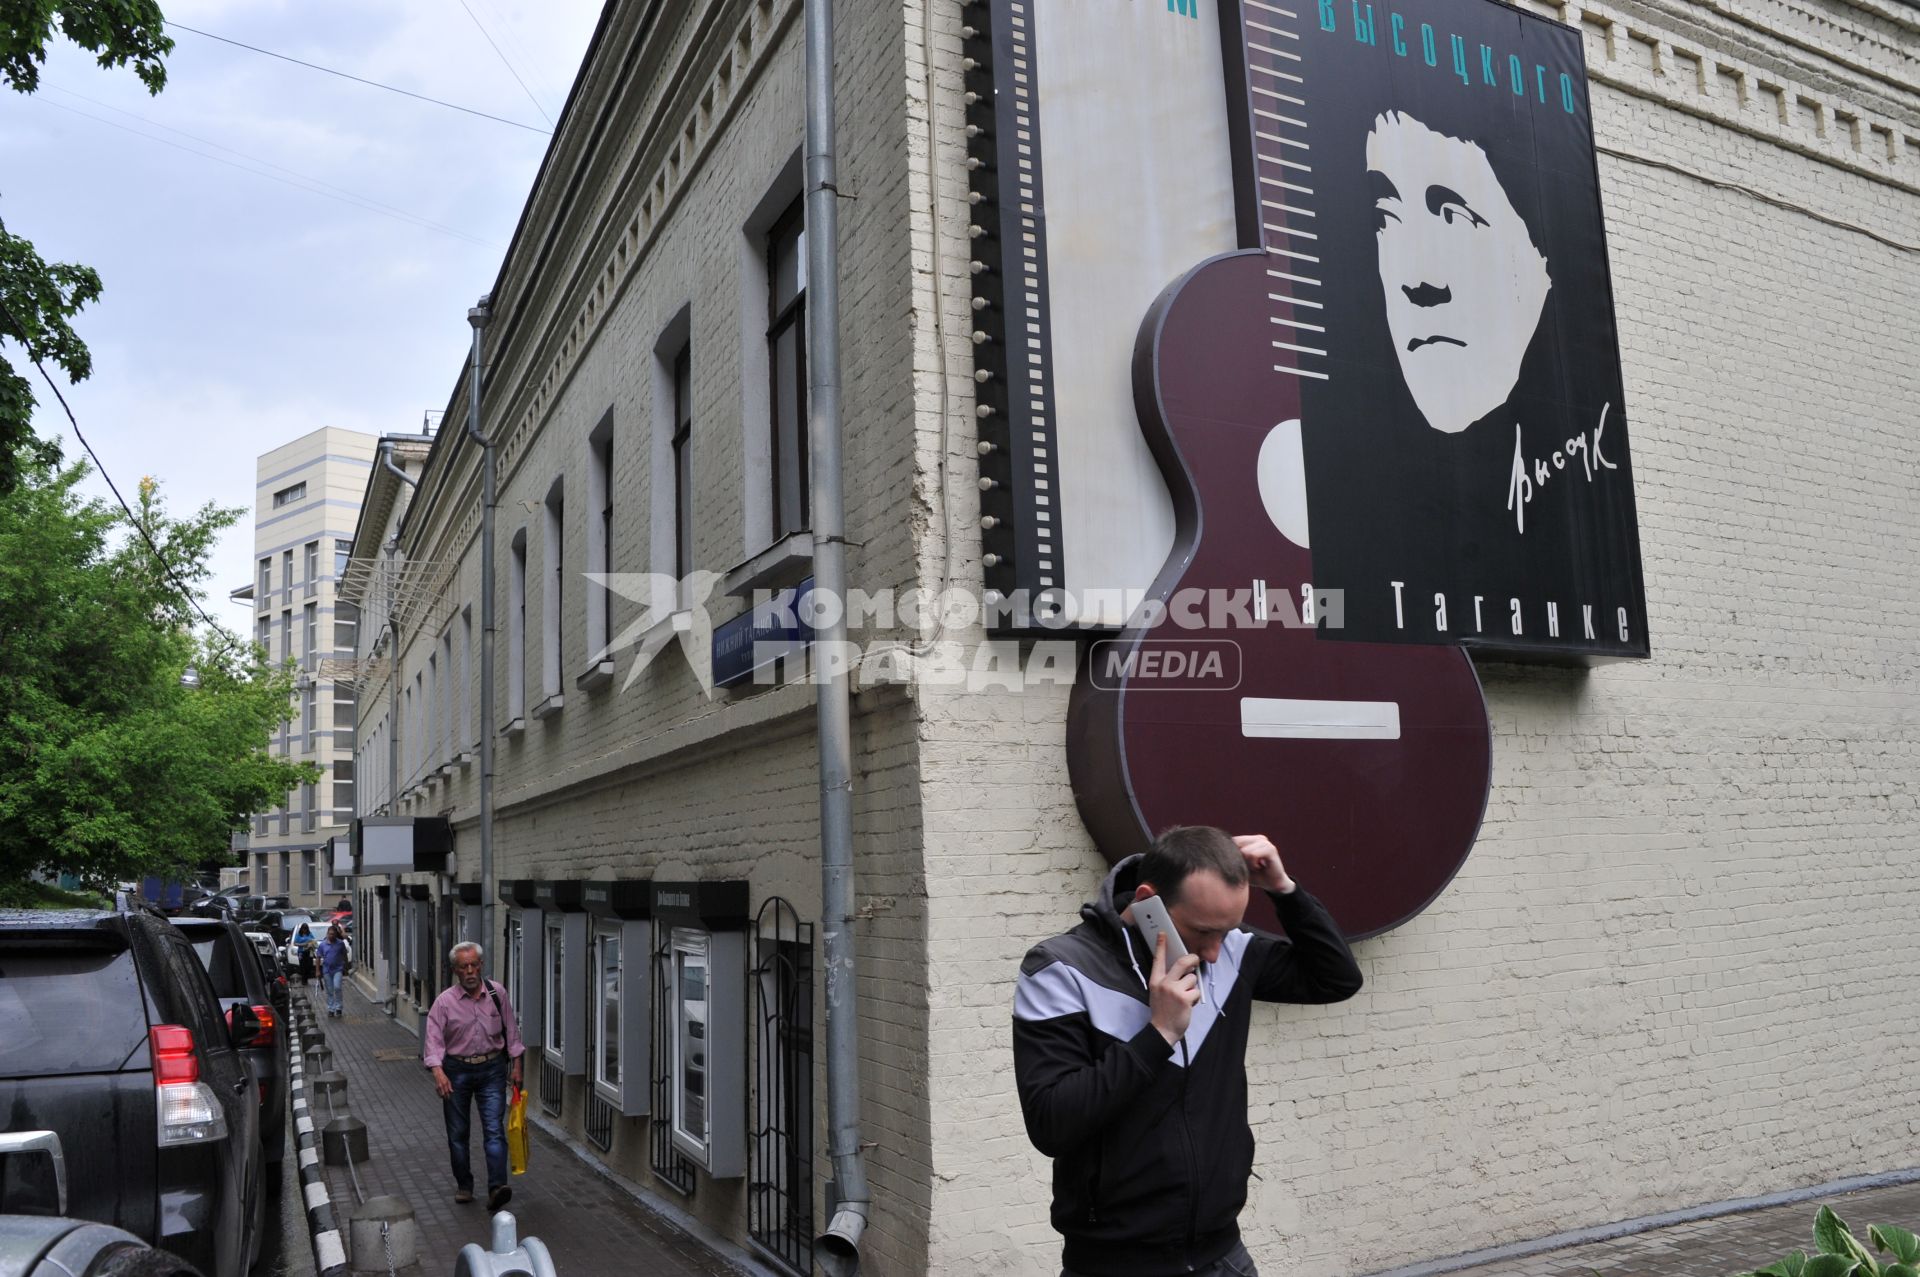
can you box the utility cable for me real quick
[166,21,551,135]
[32,92,497,248]
[0,288,243,658]
[1596,142,1920,255]
[453,0,554,127]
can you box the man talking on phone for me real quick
[1012,826,1363,1276]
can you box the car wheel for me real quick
[92,1248,205,1277]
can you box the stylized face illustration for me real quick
[1367,112,1551,435]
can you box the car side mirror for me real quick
[227,1002,261,1048]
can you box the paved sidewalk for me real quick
[1413,1178,1920,1277]
[298,979,745,1277]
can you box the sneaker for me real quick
[487,1185,512,1211]
[454,1187,473,1204]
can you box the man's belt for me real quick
[453,1050,502,1065]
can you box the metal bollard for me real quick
[347,1195,417,1273]
[452,1211,557,1277]
[321,1115,368,1167]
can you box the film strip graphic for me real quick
[963,0,1068,630]
[1238,0,1331,382]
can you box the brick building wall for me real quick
[350,0,1918,1271]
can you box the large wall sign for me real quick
[967,0,1648,659]
[1295,0,1650,657]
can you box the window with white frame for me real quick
[460,607,474,747]
[334,601,358,653]
[258,557,272,600]
[767,198,809,540]
[304,540,319,588]
[439,630,454,757]
[281,550,293,600]
[594,922,622,1094]
[272,481,306,508]
[586,417,613,663]
[508,531,527,720]
[671,929,709,1152]
[506,913,525,1012]
[303,603,317,661]
[541,480,564,701]
[673,345,694,584]
[280,609,292,662]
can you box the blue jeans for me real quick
[323,970,344,1013]
[442,1057,510,1191]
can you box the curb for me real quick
[287,1001,351,1277]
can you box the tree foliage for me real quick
[0,0,172,493]
[0,460,316,886]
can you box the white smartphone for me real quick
[1131,895,1188,965]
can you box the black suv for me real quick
[0,909,264,1277]
[168,920,289,1188]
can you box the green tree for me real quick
[0,0,172,493]
[0,459,315,889]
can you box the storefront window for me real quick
[672,930,709,1149]
[545,919,565,1055]
[595,925,621,1092]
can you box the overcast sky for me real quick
[0,0,602,626]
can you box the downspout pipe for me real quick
[804,0,869,1271]
[379,444,417,1015]
[464,297,497,979]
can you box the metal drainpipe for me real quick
[464,297,497,978]
[379,444,418,1014]
[805,0,869,1270]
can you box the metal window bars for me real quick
[748,897,814,1277]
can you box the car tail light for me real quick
[241,1003,277,1048]
[149,1025,228,1147]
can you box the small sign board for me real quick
[711,578,814,689]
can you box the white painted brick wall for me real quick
[906,1,1920,1274]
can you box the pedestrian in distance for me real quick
[1012,826,1364,1277]
[317,923,352,1017]
[423,941,526,1211]
[292,921,317,985]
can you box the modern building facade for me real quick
[343,1,1920,1274]
[232,426,377,909]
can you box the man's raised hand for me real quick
[1148,931,1202,1045]
[1233,834,1295,894]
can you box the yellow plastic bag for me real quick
[506,1085,529,1176]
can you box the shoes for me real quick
[454,1187,473,1204]
[487,1185,512,1211]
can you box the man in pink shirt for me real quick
[423,941,526,1209]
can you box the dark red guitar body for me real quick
[1066,250,1492,940]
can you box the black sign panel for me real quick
[1296,0,1648,659]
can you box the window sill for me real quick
[455,750,475,769]
[532,693,564,721]
[502,717,526,739]
[574,660,615,693]
[722,530,813,599]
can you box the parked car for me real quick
[240,934,290,1023]
[0,1214,203,1276]
[167,919,289,1189]
[0,908,263,1277]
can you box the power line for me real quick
[166,21,552,136]
[453,0,554,128]
[0,289,242,659]
[34,90,498,248]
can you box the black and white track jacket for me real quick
[1012,855,1364,1276]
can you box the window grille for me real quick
[749,898,814,1276]
[539,1055,564,1117]
[585,1089,615,1153]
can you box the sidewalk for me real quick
[1394,1177,1920,1277]
[301,978,746,1277]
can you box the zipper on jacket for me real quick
[1181,1042,1198,1259]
